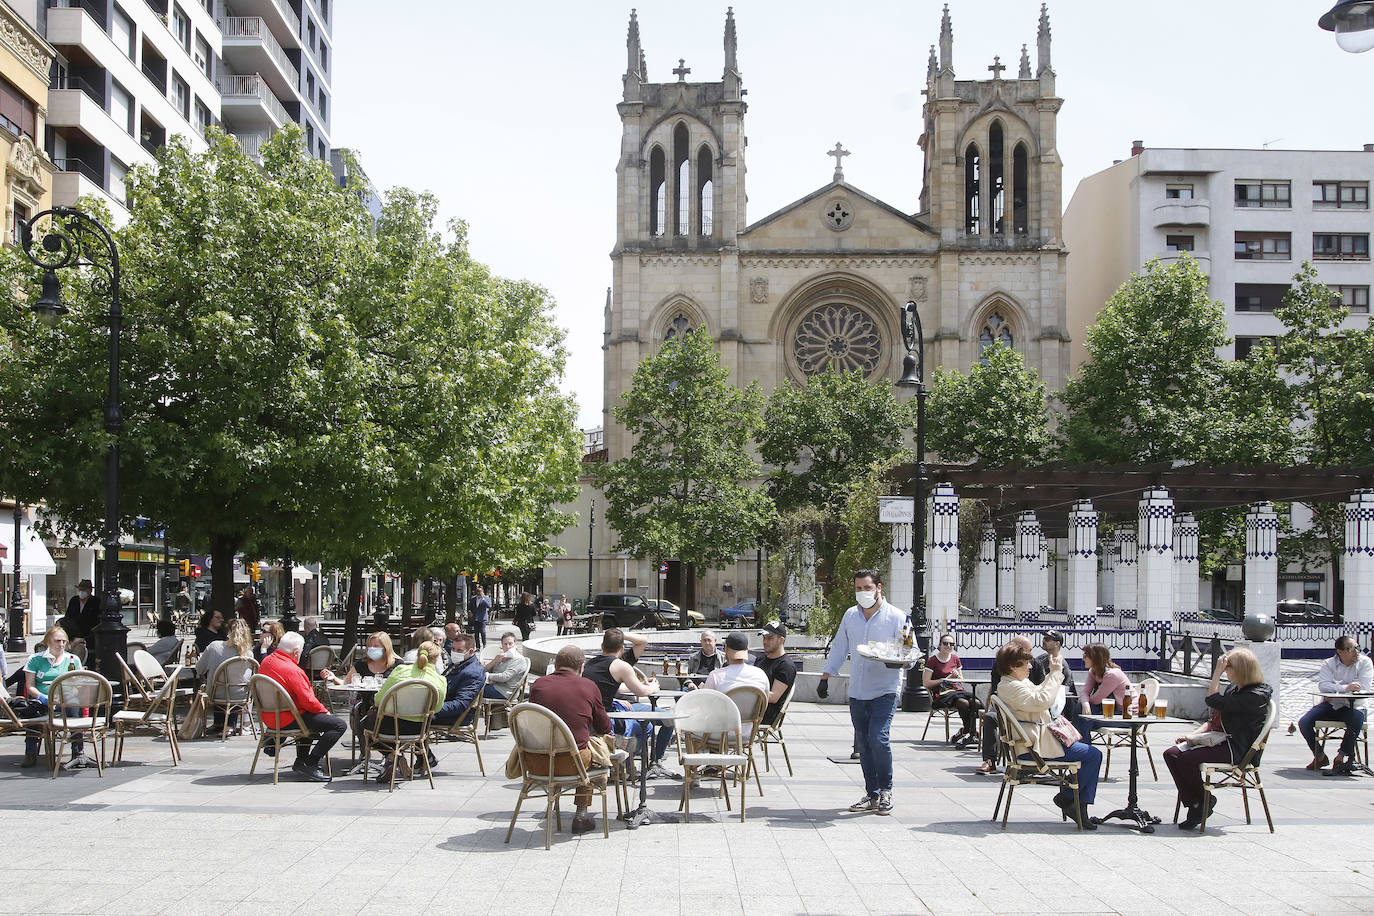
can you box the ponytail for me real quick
[416,640,440,671]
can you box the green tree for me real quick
[597,328,777,621]
[927,341,1053,465]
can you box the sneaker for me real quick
[61,756,86,771]
[875,790,893,815]
[947,728,967,746]
[645,762,680,780]
[848,793,878,812]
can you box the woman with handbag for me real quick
[1164,647,1272,830]
[995,641,1102,829]
[923,634,981,748]
[513,593,537,642]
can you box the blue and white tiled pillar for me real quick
[928,483,960,634]
[976,523,997,620]
[1137,486,1175,637]
[1099,537,1116,623]
[1345,490,1374,639]
[1116,528,1138,624]
[1244,501,1279,618]
[1067,499,1098,629]
[1174,512,1201,624]
[1015,511,1042,624]
[997,537,1015,619]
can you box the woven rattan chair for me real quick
[248,674,331,784]
[112,665,184,766]
[207,656,257,740]
[724,684,768,795]
[480,674,528,738]
[674,688,750,823]
[753,684,795,776]
[429,689,486,776]
[45,670,113,779]
[1172,699,1279,833]
[988,695,1083,830]
[505,702,612,849]
[363,678,440,791]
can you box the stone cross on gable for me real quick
[827,142,850,182]
[672,58,691,81]
[988,55,1006,79]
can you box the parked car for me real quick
[1198,607,1243,623]
[1276,599,1339,625]
[589,593,670,630]
[647,599,705,627]
[719,600,756,627]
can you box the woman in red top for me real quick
[923,634,982,747]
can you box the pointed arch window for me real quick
[649,146,666,237]
[989,121,1005,236]
[978,312,1014,360]
[697,145,714,236]
[673,123,689,236]
[964,143,981,235]
[664,312,693,342]
[1013,143,1029,235]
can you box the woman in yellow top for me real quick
[368,640,446,782]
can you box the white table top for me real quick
[607,709,682,722]
[326,682,377,692]
[1083,714,1195,728]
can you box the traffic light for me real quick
[189,564,202,580]
[248,561,261,582]
[178,559,192,578]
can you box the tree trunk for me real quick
[683,562,695,628]
[401,575,415,630]
[343,558,364,657]
[208,534,242,620]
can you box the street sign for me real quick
[878,496,916,524]
[659,561,668,574]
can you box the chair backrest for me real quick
[990,694,1049,768]
[674,688,744,751]
[47,670,113,725]
[208,655,257,703]
[375,678,439,722]
[508,702,588,780]
[724,684,768,729]
[248,674,309,735]
[115,653,153,704]
[305,644,336,672]
[768,683,796,729]
[1140,677,1161,708]
[142,665,184,721]
[1239,699,1280,768]
[133,649,168,684]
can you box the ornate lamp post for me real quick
[896,300,931,712]
[1319,0,1374,52]
[20,207,127,682]
[280,551,299,632]
[6,502,25,652]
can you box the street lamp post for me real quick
[586,498,595,606]
[280,551,299,632]
[20,207,127,683]
[1319,0,1374,52]
[6,502,25,652]
[896,300,932,712]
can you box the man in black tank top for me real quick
[582,628,678,777]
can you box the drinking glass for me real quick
[1155,699,1168,720]
[1102,698,1115,719]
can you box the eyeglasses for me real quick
[940,641,955,647]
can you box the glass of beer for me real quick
[1155,699,1168,719]
[1102,697,1115,718]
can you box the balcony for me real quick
[232,130,270,163]
[52,160,130,223]
[1160,251,1211,273]
[217,73,289,132]
[219,0,300,48]
[219,17,299,100]
[1152,199,1211,228]
[47,0,106,28]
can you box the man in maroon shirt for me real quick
[259,632,346,783]
[528,645,613,834]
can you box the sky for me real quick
[330,0,1370,429]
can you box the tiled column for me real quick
[1174,512,1201,623]
[887,522,914,619]
[1137,487,1175,637]
[928,483,960,634]
[1015,511,1042,624]
[1067,499,1098,628]
[1116,528,1138,624]
[1099,538,1116,622]
[976,524,997,619]
[1037,535,1051,620]
[997,538,1015,619]
[1245,501,1279,619]
[1345,490,1374,637]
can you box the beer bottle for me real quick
[903,621,915,650]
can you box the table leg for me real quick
[1092,723,1161,833]
[624,719,654,828]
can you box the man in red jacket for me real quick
[259,631,345,782]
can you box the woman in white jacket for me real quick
[995,641,1102,829]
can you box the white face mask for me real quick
[78,591,91,600]
[366,647,384,661]
[855,591,878,609]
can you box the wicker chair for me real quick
[988,695,1084,830]
[111,665,184,766]
[753,685,795,776]
[724,684,768,795]
[206,656,258,740]
[248,674,331,784]
[1172,699,1279,833]
[479,674,528,738]
[505,702,612,849]
[44,670,113,779]
[363,678,440,791]
[429,689,486,776]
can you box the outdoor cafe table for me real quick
[1081,713,1195,833]
[326,682,379,774]
[607,708,683,829]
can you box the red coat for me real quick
[259,649,327,728]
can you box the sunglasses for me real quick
[940,641,955,647]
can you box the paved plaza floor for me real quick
[4,658,1374,916]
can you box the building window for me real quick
[1234,231,1290,260]
[317,91,326,120]
[112,4,135,60]
[171,72,189,119]
[696,146,713,236]
[1234,283,1290,313]
[1235,180,1290,208]
[1166,184,1194,199]
[978,312,1014,358]
[1234,336,1275,360]
[0,76,36,139]
[964,143,980,235]
[171,4,191,51]
[318,43,328,73]
[109,157,129,207]
[793,304,882,376]
[1313,233,1370,260]
[195,34,212,79]
[989,121,1005,236]
[1332,285,1370,314]
[1313,181,1369,209]
[307,19,316,50]
[673,122,689,236]
[306,123,314,150]
[320,0,329,22]
[664,313,693,342]
[1012,142,1028,234]
[110,81,134,136]
[12,202,29,246]
[649,145,665,237]
[1165,234,1194,252]
[317,140,325,160]
[194,98,212,136]
[306,71,315,100]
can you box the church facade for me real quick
[546,6,1072,616]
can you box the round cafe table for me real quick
[1081,713,1195,833]
[326,682,381,774]
[607,709,683,829]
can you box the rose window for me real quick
[793,304,882,376]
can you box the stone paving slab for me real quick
[2,680,1374,914]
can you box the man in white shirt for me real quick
[482,633,531,699]
[820,569,912,815]
[704,633,769,694]
[1299,635,1374,775]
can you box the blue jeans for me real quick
[849,693,897,796]
[1300,701,1367,758]
[482,684,508,700]
[1028,740,1101,805]
[612,701,675,763]
[25,701,84,758]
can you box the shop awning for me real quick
[0,522,57,575]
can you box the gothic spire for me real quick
[1037,4,1053,76]
[1019,43,1031,79]
[927,44,938,84]
[627,9,642,78]
[724,6,737,73]
[939,4,953,73]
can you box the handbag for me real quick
[1047,714,1081,747]
[1184,730,1228,748]
[179,689,207,740]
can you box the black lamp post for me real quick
[586,498,595,606]
[20,207,127,683]
[6,501,25,652]
[896,300,932,712]
[280,551,299,632]
[1319,0,1374,52]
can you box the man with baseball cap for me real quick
[754,620,796,727]
[703,632,769,695]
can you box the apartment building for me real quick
[1064,142,1373,369]
[29,0,334,221]
[0,1,54,243]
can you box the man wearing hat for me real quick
[60,580,100,640]
[754,620,797,727]
[703,632,770,696]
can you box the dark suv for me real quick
[589,594,664,630]
[1276,599,1339,625]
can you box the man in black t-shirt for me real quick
[752,620,797,726]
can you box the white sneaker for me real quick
[848,793,878,812]
[875,789,893,815]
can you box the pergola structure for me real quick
[876,463,1374,642]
